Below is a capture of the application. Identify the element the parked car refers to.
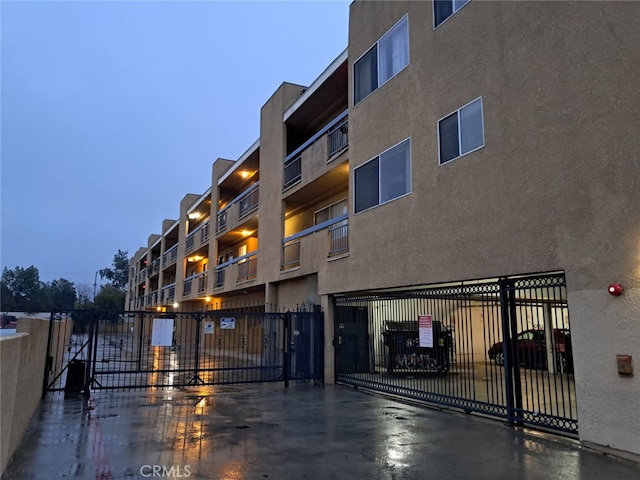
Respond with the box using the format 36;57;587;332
488;328;572;372
1;313;17;328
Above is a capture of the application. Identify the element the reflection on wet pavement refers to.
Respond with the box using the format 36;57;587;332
2;384;639;479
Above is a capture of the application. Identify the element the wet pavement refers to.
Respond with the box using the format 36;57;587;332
2;383;639;480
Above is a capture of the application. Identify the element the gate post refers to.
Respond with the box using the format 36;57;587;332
283;312;290;388
41;311;57;399
499;278;523;427
499;279;515;427
84;310;97;397
188;313;204;386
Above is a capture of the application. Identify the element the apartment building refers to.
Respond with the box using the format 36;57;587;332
126;1;639;458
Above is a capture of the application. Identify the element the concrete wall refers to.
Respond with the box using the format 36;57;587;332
343;0;640;457
0;317;69;475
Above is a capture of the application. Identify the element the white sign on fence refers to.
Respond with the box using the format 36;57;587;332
418;315;433;348
151;318;174;346
204;321;214;335
220;317;236;330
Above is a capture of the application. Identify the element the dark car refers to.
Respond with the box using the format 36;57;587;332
1;313;17;328
488;328;572;372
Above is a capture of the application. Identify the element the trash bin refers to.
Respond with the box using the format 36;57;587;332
64;360;86;393
383;320;452;374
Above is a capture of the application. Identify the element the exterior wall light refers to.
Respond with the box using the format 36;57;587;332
608;283;623;296
173;302;179;309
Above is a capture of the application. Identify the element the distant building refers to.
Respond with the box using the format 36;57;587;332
126;1;640;459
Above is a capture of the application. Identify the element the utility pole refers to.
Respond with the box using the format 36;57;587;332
93;270;100;302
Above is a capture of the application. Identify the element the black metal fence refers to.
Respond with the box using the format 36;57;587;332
334;272;577;434
43;309;323;395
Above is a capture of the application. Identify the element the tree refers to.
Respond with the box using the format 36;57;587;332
1;266;41;311
1;277;16;311
75;283;94;307
49;278;77;309
94;285;125;311
99;250;129;290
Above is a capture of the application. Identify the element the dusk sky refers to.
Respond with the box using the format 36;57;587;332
1;0;350;291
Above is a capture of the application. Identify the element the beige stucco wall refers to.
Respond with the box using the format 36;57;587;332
341;0;640;456
0;317;70;475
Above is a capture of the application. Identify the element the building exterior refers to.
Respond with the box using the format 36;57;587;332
126;1;639;458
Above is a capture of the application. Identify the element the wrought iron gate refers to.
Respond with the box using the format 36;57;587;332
43;309;323;395
334;272;577;434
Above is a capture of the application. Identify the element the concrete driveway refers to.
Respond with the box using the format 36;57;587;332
2;383;639;479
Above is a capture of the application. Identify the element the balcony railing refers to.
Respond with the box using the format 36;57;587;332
149;258;161;276
282;240;301;270
281;215;349;271
283;156;302;189
162;244;178;267
161;283;176;304
217;183;260;235
238;185;259;219
137;267;147;284
329;222;349;256
146;289;159;307
216;211;227;233
213;251;257;289
283;110;348;189
201;222;210;243
136;296;145;308
237;255;258;282
186;221;211;253
214;269;225;289
328;118;349;157
183;271;208;298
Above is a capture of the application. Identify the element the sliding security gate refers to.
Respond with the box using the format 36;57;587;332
334;272;577;434
43;309;323;395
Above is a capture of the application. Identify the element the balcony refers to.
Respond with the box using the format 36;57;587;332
161;283;176;304
162;244;178;268
281;216;348;273
149;258;161;277
186;221;211;254
216;210;227;234
216;183;259;237
183;271;208;299
137;267;147;284
146;289;159;307
213;252;258;291
283;111;348;191
136;296;145;309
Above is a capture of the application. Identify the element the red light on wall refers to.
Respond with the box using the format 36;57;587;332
608;283;623;296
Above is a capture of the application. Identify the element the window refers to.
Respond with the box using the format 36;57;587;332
438;97;484;165
354;139;411;213
354;15;409;105
315;199;347;225
434;0;470;28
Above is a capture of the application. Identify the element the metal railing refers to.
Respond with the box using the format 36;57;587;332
282;240;301;270
238;186;259;219
161;283;176;303
162;245;178;267
283;156;302;189
185;233;195;253
201;222;210;243
329;222;349;255
183;271;208;298
214;269;225;289
237;255;258;282
328;118;349;157
283;110;348;189
216;211;227;233
149;258;161;276
137;268;147;284
146;290;159;306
